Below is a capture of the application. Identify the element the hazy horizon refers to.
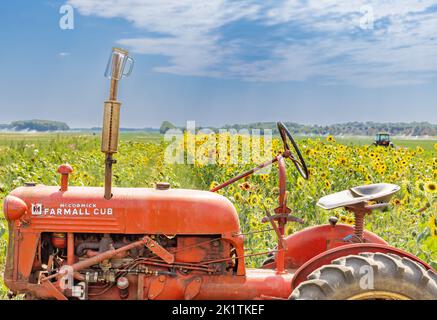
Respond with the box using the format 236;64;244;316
2;118;437;130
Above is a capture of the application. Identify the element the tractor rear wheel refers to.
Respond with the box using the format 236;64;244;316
290;252;437;300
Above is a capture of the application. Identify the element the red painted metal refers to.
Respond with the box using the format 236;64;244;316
262;224;388;270
57;164;73;191
87;269;294;300
51;233;67;249
10;186;240;235
3;195;28;221
67;233;74;265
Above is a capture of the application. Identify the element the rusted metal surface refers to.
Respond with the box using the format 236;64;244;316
143;236;174;264
70;237;149;272
137;274;144;300
102;48;130;200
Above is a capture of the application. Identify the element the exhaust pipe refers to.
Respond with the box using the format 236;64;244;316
101;47;134;199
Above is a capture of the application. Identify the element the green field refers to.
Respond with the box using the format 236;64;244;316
0;132;162;145
1;132;436;149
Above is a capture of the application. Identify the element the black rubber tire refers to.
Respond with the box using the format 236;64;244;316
290;252;437;300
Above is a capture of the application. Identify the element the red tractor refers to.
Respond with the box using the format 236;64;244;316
2;49;437;300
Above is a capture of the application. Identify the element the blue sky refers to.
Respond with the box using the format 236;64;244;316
1;0;437;128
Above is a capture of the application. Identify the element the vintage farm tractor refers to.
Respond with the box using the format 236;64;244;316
2;48;437;300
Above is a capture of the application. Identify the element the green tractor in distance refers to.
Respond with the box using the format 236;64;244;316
373;132;394;147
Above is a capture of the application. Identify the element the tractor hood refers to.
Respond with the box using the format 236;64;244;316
6;185;240;235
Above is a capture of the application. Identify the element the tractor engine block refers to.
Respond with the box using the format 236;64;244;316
29;232;234;299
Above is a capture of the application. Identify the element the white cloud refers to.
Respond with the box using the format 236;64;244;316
68;0;437;86
58;52;70;58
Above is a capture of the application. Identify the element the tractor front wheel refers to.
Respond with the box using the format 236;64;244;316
290;252;437;300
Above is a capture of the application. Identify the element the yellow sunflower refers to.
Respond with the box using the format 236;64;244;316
392;198;402;206
233;192;243;201
239;181;252;191
209;181;219;190
249;194;260;206
263;197;274;208
425;181;437;194
259;174;269;182
337;157;348;166
326;135;336;143
416;146;425;155
285;225;294;236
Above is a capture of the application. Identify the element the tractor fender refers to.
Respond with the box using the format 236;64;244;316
290;243;435;290
263;224;387;270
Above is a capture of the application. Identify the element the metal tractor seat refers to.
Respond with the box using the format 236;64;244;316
317;183;400;210
316;183;400;242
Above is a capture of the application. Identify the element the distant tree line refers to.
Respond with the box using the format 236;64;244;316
160;121;437;136
0;120;70;132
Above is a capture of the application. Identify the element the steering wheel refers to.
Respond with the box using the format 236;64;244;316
277;122;309;180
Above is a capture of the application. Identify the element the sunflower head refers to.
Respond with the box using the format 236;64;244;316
263;197;274;208
392;198;402;206
285;225;294;236
239;181;252;191
209;181;219;190
233;192;243;202
249;194;260;206
326;135;335;143
425;182;437;194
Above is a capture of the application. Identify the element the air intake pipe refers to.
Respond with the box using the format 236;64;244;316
101;47;134;199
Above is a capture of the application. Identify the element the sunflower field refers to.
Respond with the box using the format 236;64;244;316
0;133;436;298
188;133;437;268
